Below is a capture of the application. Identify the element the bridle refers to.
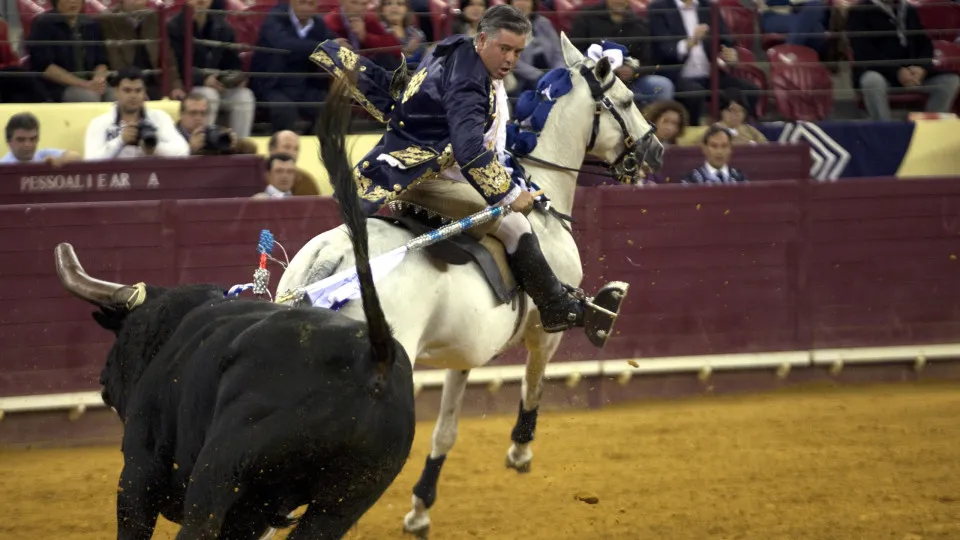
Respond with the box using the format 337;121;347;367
514;62;657;185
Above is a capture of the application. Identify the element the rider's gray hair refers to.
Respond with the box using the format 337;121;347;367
477;4;532;38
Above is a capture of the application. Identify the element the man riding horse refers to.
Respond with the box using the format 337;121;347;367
310;5;628;345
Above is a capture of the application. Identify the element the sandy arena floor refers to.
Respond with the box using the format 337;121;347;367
1;381;959;539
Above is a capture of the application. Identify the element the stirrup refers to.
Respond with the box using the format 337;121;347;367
583;281;629;348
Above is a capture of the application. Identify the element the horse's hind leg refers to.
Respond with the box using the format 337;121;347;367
403;368;470;539
506;324;563;473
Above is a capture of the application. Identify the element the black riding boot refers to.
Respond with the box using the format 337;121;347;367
507;232;584;332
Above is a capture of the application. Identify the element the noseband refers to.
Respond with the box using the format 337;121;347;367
578;64;656;184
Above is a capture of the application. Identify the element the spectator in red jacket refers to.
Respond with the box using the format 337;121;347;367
323;0;403;69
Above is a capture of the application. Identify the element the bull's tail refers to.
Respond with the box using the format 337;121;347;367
317;77;397;376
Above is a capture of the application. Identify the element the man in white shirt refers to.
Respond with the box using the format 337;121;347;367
648;0;759;125
681;124;748;184
1;112;80;165
84;66;190;161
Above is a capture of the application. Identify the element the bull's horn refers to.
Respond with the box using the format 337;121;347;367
54;243;141;309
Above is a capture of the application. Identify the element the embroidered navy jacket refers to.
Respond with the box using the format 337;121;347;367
310;36;518;211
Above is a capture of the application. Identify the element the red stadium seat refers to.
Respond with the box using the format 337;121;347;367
318;0;339;14
770;63;833;120
17;0;48;40
933;39;960;74
727;45;768;117
84;0;108;13
0;18;21;69
429;0;452;40
913;0;960;42
629;0;649;16
767;43;819;67
552;0;577;34
717;0;755;50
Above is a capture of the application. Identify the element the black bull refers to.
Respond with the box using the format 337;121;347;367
53;82;415;539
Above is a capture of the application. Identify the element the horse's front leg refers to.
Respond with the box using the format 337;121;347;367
403;368;471;539
506;318;563;473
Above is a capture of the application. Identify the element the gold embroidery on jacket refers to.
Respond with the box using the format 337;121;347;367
388;146;438;167
402;69;428;104
467;159;511;198
337;47;359;71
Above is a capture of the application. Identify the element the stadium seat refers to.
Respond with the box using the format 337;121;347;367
728;45;768;117
552;0;577;34
0;18;21;69
933;39;960;74
17;0;48;40
766;43;819;66
769;62;833;120
913;0;960;42
429;0;452;40
717;0;755;50
84;0;108;13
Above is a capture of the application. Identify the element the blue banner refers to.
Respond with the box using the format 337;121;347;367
757;121;916;181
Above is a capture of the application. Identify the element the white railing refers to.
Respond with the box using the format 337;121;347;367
1;343;958;421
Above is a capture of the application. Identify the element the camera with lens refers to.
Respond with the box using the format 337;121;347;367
203;125;235;154
137;119;158;149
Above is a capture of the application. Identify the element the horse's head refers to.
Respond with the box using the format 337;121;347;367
557;33;664;181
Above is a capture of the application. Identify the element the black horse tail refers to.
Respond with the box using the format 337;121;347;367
316;76;397;381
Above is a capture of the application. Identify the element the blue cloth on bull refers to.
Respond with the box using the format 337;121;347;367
310;35;520;212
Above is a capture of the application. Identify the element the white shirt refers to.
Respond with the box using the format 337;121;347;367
84;105;191;161
289;6;315;38
674;0;711;79
264;184;292;197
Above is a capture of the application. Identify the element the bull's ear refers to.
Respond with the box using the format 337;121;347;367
93;308;126;333
594;55;612;81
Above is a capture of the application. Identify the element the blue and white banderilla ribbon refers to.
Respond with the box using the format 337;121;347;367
275;205;511;309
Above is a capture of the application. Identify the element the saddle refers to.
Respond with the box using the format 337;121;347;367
371;201;518;304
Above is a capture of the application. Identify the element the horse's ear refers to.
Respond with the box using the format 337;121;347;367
594;55;612;81
560;32;584;67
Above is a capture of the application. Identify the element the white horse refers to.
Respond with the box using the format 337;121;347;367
276;33;663;537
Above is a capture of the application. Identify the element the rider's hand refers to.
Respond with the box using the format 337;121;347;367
509;191;535;215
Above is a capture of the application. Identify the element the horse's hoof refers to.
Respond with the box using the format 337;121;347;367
505;455;532;474
403;523;430;539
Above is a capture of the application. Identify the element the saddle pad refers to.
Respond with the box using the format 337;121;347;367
370;214;518;304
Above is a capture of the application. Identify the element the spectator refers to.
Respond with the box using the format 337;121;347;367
100;0;185;101
756;0;828;55
681;125;747;183
506;0;565;96
380;0;427;65
0;17;47;103
26;0;110;103
324;0;403;70
84;67;190;160
570;0;675;105
454;0;486;36
168;0;256;138
715;89;767;144
250;0;340;133
642;99;689;145
648;0;759;125
1;113;81;165
846;0;960;121
252;153;298;198
268;129;321;196
176;91;258;155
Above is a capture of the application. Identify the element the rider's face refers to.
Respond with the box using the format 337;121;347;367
476;29;527;80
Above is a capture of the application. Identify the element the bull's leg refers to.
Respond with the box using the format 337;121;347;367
116;460;164;540
174;444;244;540
403;368;471;539
506;323;563;473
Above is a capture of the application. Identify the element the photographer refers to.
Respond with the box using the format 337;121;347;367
84;66;190;160
176;91;257;155
168;0;255;138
